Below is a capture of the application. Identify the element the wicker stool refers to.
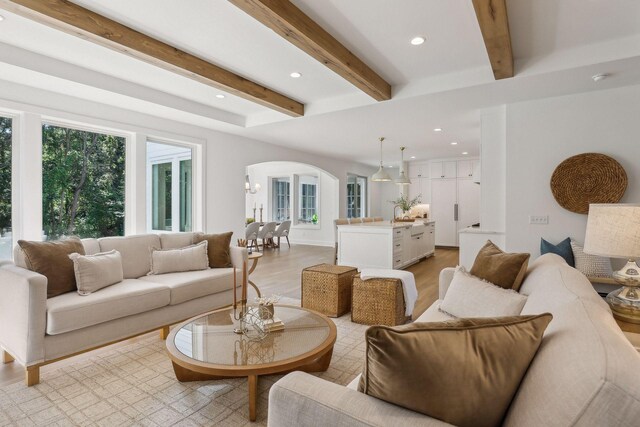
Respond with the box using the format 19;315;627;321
351;275;409;326
302;264;357;317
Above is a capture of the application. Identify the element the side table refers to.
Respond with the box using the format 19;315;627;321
248;252;263;298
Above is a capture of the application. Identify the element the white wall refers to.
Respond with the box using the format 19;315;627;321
0;79;385;245
245;162;338;246
504;85;640;256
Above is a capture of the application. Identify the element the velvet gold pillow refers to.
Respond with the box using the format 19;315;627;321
358;314;553;427
470;240;530;291
193;232;233;268
18;237;85;298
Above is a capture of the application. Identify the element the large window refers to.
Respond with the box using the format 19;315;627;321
42;124;126;240
347;174;367;218
148;141;193;232
271;177;290;221
0;116;12;259
297;175;318;224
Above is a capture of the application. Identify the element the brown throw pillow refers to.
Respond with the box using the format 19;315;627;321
359;314;552;427
470;240;530;290
18;237;85;298
193;232;233;268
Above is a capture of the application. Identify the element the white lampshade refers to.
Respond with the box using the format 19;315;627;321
394;170;411;185
584;204;640;259
372;166;392;182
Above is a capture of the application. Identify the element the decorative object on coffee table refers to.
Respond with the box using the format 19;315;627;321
584;203;640;323
550;153;627;214
351;275;408;326
256;295;280;320
166;305;336;421
302;263;357;317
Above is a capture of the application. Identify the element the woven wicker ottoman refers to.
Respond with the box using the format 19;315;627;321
302;264;357;317
351;275;410;326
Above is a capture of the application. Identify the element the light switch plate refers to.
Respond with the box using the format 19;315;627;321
529;215;549;225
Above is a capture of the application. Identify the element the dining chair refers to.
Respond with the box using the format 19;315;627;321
273;220;292;248
373;217;384;222
334;218;350;264
258;221;277;251
349;217;363;224
362;217;375;223
245;221;261;252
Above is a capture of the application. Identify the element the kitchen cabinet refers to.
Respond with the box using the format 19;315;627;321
431;161;457;179
457;160;479;178
337;221;435;269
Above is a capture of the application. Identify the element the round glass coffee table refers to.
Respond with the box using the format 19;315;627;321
166;305;336;421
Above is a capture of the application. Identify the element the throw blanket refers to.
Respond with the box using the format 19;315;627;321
359;268;417;316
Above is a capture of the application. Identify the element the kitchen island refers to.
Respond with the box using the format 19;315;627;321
337;220;435;269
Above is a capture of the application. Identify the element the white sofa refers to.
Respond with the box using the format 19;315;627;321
268;254;640;426
0;232;247;386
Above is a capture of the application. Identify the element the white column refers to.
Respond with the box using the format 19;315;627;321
125;133;147;235
14;112;42;241
479;106;507;232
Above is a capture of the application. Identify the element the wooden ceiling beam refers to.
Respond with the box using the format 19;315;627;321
0;0;304;117
229;0;392;101
472;0;514;80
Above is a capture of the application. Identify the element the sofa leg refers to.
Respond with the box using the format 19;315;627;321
1;349;14;364
160;326;170;340
26;366;40;387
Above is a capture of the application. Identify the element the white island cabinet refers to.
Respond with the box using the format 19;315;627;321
337;221;435;270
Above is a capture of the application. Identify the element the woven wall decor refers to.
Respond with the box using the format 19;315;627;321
550;153;627;214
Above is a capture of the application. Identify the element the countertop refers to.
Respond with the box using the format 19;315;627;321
338;220;435;229
458;227;505;235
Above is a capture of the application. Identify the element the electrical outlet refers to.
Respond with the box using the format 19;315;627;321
529;215;549;225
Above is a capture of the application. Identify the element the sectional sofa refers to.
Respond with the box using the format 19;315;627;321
0;232;246;386
269;254;640;426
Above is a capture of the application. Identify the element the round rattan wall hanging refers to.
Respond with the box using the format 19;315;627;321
550;153;627;214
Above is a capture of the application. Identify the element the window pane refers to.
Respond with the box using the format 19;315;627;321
298;175;318;223
271;177;290;221
42;124;125;240
147;141;193;232
0;117;11;259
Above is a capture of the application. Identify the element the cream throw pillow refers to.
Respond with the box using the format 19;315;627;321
440;267;528;318
69;250;124;295
570;239;613;278
149;240;210;275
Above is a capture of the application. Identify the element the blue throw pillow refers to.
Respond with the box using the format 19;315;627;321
540;237;575;267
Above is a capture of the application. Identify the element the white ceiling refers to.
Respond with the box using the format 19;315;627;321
0;0;639;165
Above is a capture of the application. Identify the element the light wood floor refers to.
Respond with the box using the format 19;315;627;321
0;245;458;386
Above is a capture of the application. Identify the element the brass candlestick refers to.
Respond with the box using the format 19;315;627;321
233;263;249;334
252;208;256;221
259;208;263;223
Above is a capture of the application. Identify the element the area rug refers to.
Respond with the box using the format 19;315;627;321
0;300;369;426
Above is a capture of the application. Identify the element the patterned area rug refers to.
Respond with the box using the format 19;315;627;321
0;302;369;426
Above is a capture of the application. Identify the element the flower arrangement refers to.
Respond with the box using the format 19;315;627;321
255;295;280;320
246;217;256;224
389;194;422;212
255;295;281;306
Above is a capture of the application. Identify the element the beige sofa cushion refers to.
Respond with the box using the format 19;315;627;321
138;268;240;305
69;250;124;295
98;234;161;278
159;232;197;249
149;241;210;275
81;238;101;255
439;267;527;318
46;279;170;335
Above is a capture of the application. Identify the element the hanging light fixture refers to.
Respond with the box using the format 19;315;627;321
372;137;392;182
395;146;411;185
245;175;261;194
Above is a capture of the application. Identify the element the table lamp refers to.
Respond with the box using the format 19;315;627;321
584;204;640;324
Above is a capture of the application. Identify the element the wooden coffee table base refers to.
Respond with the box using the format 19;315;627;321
171;347;334;422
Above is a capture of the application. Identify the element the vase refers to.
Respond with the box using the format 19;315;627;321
259;303;274;320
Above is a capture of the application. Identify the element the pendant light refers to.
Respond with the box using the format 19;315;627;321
395;146;411;185
372;137;392;182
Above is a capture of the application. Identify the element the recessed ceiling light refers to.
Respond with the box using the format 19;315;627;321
450;141;458;145
215;94;225;99
462;152;469;155
433;128;442;132
410;36;426;46
410;156;416;159
592;73;609;82
290;72;302;78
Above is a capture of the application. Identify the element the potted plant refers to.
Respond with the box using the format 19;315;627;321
389;194;421;219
